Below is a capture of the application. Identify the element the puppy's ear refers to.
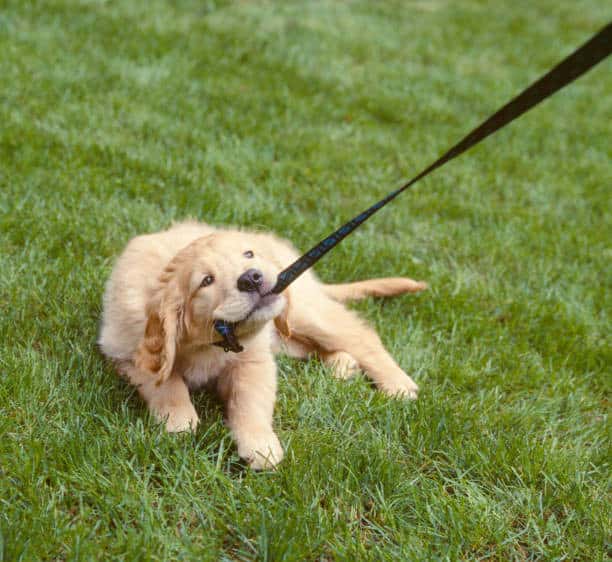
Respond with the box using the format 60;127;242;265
274;288;292;339
135;288;184;386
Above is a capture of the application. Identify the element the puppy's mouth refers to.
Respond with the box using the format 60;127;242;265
214;291;282;327
241;292;281;322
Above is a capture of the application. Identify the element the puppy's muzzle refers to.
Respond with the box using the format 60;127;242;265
237;268;264;293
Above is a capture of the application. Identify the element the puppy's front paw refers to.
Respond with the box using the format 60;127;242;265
236;429;284;470
378;374;419;400
153;403;200;433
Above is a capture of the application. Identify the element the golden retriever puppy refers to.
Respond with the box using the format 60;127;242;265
99;221;426;469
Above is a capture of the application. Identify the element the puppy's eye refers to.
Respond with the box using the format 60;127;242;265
200;275;214;287
243;250;254;259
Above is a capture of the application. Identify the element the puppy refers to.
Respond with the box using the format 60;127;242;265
99;221;427;469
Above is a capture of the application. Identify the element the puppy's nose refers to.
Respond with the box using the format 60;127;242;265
237;268;264;292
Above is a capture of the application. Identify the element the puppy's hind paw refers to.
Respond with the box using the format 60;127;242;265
378;375;419;400
325;350;360;380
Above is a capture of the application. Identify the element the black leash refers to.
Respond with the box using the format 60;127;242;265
214;22;611;353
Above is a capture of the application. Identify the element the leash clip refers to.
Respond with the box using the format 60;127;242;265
213;320;244;353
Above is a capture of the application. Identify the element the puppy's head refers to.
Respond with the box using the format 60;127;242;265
136;231;286;384
187;232;286;329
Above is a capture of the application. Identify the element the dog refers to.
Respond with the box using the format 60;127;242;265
98;221;427;469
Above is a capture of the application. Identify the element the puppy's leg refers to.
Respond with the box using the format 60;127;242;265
120;363;199;432
276;331;359;380
290;297;419;399
272;333;312;359
217;354;283;470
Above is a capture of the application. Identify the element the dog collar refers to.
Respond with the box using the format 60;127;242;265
212;320;244;353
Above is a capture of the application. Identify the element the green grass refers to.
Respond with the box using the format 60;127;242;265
1;1;610;559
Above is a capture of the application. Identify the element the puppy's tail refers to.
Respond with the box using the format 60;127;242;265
323;277;427;303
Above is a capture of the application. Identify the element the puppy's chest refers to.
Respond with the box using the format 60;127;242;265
179;349;230;389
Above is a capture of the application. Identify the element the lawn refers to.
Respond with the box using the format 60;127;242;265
1;1;610;560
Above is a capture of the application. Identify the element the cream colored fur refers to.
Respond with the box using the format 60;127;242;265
99;221;427;469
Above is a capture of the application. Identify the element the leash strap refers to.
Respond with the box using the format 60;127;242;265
214;22;611;351
271;22;611;294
